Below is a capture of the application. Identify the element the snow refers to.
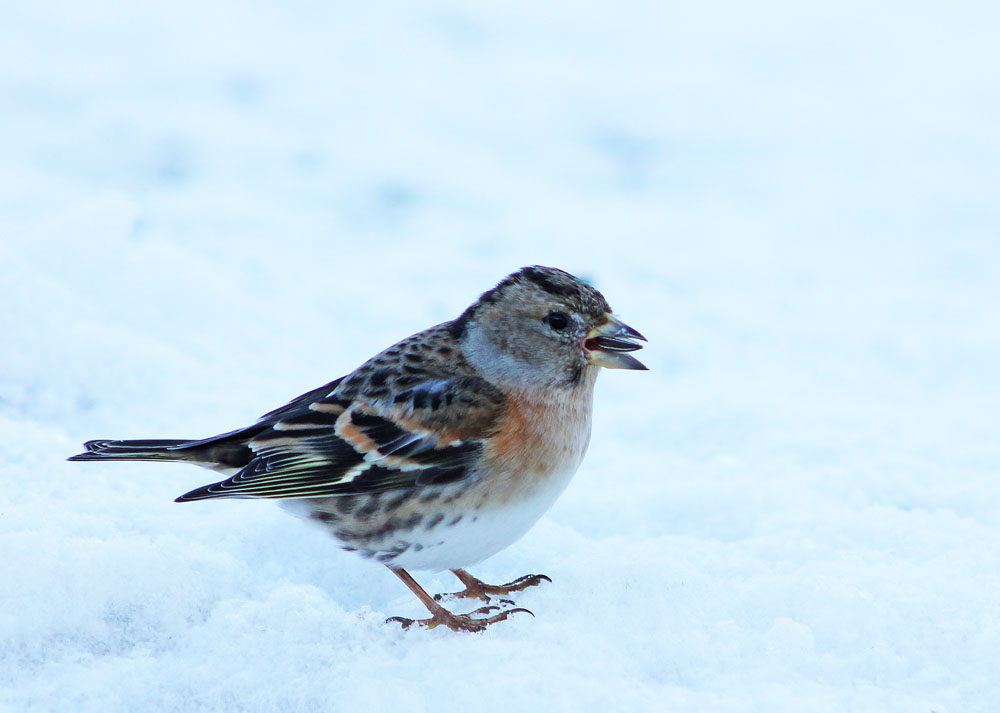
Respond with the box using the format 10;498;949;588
2;0;999;711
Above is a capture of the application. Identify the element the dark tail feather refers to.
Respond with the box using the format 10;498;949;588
67;425;260;471
68;439;198;462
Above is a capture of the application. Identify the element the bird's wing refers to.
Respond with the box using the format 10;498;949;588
255;377;346;422
174;373;505;501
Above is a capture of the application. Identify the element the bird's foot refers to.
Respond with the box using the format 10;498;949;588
387;605;533;632
433;570;552;604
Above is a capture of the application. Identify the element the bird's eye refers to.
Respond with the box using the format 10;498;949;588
545;311;569;331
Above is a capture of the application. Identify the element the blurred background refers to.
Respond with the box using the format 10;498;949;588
2;2;998;711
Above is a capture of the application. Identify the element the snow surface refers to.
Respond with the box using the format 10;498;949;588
2;1;999;711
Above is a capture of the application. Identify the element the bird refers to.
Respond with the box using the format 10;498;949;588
68;265;647;632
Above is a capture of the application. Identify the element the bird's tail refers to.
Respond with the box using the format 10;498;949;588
68;428;258;473
67;439;199;463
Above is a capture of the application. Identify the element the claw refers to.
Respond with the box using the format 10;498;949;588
434;570;552;603
504;574;552;588
386;615;418;630
386;605;532;633
387;567;544;633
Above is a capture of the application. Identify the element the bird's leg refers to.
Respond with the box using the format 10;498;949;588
432;568;552;604
385;567;533;632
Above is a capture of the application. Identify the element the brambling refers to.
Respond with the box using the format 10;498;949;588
69;266;647;632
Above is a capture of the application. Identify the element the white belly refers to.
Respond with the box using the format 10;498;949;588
387;461;578;571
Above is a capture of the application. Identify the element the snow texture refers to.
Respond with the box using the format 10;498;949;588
2;1;999;711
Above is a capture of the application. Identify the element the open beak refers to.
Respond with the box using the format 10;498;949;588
585;315;648;370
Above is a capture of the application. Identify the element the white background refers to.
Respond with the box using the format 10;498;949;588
2;2;998;711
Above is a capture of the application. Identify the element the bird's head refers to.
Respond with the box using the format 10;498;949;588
452;266;647;392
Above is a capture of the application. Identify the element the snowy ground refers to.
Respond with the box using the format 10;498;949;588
2;1;999;711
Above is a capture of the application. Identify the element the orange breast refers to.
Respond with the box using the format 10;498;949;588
479;393;593;503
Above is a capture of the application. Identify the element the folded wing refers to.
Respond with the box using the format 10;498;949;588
175;376;499;501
